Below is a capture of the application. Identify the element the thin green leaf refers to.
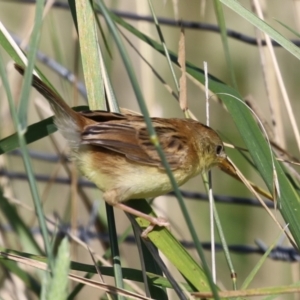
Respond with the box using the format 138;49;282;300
0;33;54;270
75;0;105;110
0;106;87;154
220;0;300;60
72;1;125;297
0;189;43;255
275;19;300;39
241;237;277;290
213;0;237;89
17;0;45;128
148;0;179;92
0;259;41;296
0;247;199;293
41;238;70;300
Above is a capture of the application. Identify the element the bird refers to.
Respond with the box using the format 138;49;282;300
15;64;230;237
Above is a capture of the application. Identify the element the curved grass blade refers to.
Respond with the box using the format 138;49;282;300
41;238;70;300
0;247;207;293
220;0;300;60
74;0;105;111
0;33;54;271
69;0;125;297
0;189;43;255
0;106;88;155
213;0;237;89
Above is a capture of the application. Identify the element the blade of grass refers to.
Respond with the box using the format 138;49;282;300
41;238;70;300
134;3;191;298
276;20;300;38
220;0;300;60
193;284;300;298
74;0;105;111
0;22;28;66
17;0;45;128
0;46;54;272
0;248;197;292
0;106;87;155
0;188;41;296
0;190;43;255
71;0;124;298
128;201;217;293
213;0;237;89
148;0;179;92
241;232;285;290
130;215;168;299
1;251;152;300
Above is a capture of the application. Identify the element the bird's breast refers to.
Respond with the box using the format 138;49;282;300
74;146;198;202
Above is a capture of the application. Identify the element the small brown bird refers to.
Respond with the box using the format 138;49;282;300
15;64;229;236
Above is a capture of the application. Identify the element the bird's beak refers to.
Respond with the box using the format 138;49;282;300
217;156;238;178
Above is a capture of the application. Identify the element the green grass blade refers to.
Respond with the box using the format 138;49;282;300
106;206;125;296
127;200;217;293
0;253;41;296
241;238;278;290
139;239;167;299
0;106;87;155
0;47;54;270
0;117;55;155
75;0;105;111
17;0;45;128
148;0;179;92
0;247;206;293
220;0;300;60
275;20;300;39
41;238;70;300
213;0;237;89
0;23;27;66
0;189;43;255
70;1;125;298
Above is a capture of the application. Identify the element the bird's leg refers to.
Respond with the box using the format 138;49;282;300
115;203;170;238
104;190;170;238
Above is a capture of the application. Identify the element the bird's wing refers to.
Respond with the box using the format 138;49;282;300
80;116;189;170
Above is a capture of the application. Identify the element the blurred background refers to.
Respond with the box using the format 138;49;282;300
0;0;300;299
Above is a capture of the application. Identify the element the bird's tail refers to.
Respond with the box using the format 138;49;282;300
14;64;85;149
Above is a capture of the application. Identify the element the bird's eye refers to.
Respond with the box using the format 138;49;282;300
216;145;223;155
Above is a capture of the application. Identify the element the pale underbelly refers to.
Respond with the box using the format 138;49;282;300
76;149;194;202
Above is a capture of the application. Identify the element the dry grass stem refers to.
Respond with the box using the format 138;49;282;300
0;252;151;300
178;28;188;112
225;157;296;247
